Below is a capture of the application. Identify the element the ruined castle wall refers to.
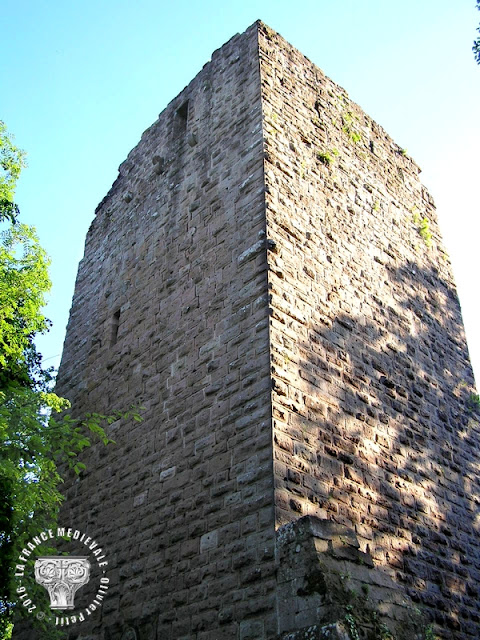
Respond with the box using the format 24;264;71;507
33;21;480;640
55;24;277;640
258;23;480;638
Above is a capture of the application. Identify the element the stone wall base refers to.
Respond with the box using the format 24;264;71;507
275;516;429;640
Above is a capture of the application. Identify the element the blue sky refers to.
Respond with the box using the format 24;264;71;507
2;0;479;383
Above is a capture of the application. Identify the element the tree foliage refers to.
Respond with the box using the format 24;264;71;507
474;0;480;64
0;121;142;637
1;387;137;638
0;122;26;225
0;224;51;389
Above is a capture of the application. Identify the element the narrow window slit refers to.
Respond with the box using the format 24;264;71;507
110;309;121;347
175;100;189;135
176;100;189;122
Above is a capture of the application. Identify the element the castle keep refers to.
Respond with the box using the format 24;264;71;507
45;21;480;639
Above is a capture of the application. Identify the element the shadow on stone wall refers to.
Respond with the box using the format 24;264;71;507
291;259;480;638
275;515;428;640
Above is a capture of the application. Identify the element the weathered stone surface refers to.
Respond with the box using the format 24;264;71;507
276;516;426;639
15;19;479;640
258;21;480;640
49;21;274;640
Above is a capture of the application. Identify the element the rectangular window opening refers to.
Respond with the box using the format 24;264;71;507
110;309;121;347
176;100;189;121
175;100;189;134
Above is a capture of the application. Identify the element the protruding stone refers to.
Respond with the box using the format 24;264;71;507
187;132;198;147
152;155;165;174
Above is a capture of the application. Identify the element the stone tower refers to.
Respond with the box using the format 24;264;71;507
47;20;479;640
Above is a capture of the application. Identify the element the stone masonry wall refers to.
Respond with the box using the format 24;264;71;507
275;516;427;639
16;21;480;640
53;23;277;640
259;22;480;639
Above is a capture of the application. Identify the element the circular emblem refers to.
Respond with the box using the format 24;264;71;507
14;526;110;628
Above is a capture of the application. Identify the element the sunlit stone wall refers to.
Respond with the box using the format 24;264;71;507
21;20;480;640
259;22;480;639
54;22;277;640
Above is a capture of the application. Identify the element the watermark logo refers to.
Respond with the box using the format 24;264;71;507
34;556;91;609
14;527;109;627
